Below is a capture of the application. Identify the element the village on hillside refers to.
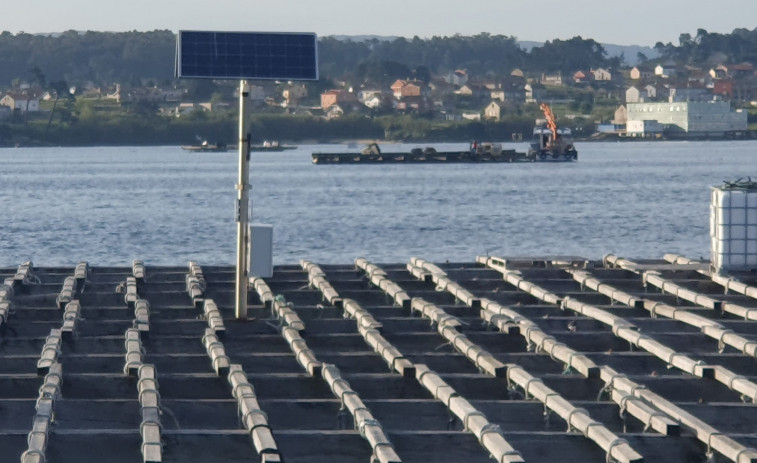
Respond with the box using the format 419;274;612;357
1;54;755;140
317;62;754;138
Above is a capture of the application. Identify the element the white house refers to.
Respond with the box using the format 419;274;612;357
612;105;628;125
484;101;505;120
626;87;646;103
655;64;677;78
630;66;654;80
591;68;612;81
461;112;481;121
363;95;385;109
541;74;563;86
0;91;40;112
325;104;344;119
524;84;544;103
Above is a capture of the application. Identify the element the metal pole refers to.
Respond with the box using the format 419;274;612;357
235;79;250;319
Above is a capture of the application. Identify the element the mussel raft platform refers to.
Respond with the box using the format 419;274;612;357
3;254;757;463
311;148;574;164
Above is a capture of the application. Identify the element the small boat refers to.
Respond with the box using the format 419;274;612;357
181;141;228;152
250;140;297;152
527;103;578;161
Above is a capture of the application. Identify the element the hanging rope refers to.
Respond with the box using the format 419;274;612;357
721;177;757;190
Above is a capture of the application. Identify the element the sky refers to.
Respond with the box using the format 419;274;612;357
6;0;757;47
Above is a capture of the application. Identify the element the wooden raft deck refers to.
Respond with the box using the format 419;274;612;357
1;255;757;462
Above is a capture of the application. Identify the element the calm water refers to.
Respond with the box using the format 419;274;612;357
0;140;754;267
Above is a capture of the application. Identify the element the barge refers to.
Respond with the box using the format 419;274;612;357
312;141;574;164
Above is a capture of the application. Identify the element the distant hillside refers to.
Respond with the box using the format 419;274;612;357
328;35;398;42
329;36;659;66
518;40;658;66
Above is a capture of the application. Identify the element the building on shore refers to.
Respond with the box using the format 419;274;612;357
625;101;747;137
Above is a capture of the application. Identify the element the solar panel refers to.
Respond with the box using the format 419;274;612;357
176;31;318;80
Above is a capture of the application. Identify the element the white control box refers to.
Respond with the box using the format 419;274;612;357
248;224;273;278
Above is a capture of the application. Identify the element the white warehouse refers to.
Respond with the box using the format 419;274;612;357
626;101;747;137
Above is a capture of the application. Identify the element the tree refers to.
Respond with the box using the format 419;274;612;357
74;98;96;121
46;80;72;131
413;65;432;84
654;41;676;60
528;37;609;74
29;67;46;88
355;58;411;87
127;99;159;118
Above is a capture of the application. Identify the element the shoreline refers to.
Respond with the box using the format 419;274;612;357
2;133;756;149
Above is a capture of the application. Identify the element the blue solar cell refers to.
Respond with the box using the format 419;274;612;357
176;31;318;80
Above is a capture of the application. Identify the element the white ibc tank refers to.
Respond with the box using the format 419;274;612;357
710;181;757;272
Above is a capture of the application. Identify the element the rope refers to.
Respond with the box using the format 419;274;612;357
583;421;604;438
565;407;589;432
548;340;563;360
463;411;486;431
524;377;543;400
618;394;635;419
717;329;734;353
563;352;585;375
721;177;757;190
598;373;626;401
543;392;559;417
667;352;683;369
358;418;382;436
630;384;647;396
478;422;502;441
605;438;629;463
243;408;269;431
707;432;724;459
643;411;670;433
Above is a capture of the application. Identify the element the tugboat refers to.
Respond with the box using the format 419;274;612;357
528;103;578;161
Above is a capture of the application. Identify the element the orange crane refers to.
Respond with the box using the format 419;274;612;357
539;102;558;139
528;103;578;161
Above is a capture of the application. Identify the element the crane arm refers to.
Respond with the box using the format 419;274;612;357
539;102;558;138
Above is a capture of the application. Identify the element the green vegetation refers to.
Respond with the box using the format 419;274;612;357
654;29;757;64
3;111;574;146
0;30;176;86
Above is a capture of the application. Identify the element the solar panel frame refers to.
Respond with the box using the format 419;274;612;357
176;30;319;80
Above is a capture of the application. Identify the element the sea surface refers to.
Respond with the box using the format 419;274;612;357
0;140;754;267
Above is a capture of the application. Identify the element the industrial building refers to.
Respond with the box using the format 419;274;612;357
625;101;747;137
